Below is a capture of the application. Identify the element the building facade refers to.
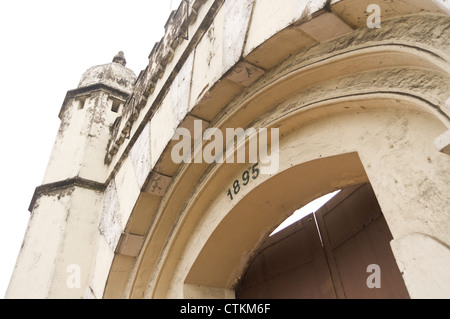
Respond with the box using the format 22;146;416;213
6;0;450;299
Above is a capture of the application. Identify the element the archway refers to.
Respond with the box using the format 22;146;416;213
127;80;449;299
176;102;449;299
108;14;450;299
184;152;369;297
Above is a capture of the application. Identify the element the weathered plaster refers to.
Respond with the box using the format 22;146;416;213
7;0;450;300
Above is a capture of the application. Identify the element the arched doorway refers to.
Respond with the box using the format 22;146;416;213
131;99;449;299
108;13;450;299
235;183;410;299
183;152;370;297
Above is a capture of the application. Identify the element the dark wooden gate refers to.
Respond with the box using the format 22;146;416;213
235;184;410;299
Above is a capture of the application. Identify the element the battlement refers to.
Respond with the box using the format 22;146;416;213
105;0;209;164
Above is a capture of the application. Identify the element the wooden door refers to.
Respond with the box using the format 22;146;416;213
315;183;410;299
236;184;410;299
235;213;336;299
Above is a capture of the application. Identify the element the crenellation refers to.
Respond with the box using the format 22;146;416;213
104;0;211;165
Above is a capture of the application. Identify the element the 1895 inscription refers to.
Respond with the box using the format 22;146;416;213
226;163;260;201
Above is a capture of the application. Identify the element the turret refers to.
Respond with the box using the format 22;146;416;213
6;53;136;299
42;52;136;184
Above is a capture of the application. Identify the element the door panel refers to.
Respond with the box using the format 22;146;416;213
236;184;410;299
236;214;336;299
316;184;410;299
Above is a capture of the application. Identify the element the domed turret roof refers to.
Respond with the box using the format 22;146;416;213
78;52;137;94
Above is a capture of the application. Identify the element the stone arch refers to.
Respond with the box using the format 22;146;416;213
183;152;368;298
149;98;448;298
104;13;450;299
127;97;449;299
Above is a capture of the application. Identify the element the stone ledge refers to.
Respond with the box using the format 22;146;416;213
29;177;106;212
434;129;450;155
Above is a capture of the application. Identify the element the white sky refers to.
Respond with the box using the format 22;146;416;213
0;0;339;298
0;0;182;298
270;190;340;236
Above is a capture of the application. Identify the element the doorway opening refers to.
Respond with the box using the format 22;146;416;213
235;183;410;299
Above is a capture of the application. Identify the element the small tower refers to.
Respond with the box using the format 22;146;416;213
42;51;136;184
6;53;136;298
